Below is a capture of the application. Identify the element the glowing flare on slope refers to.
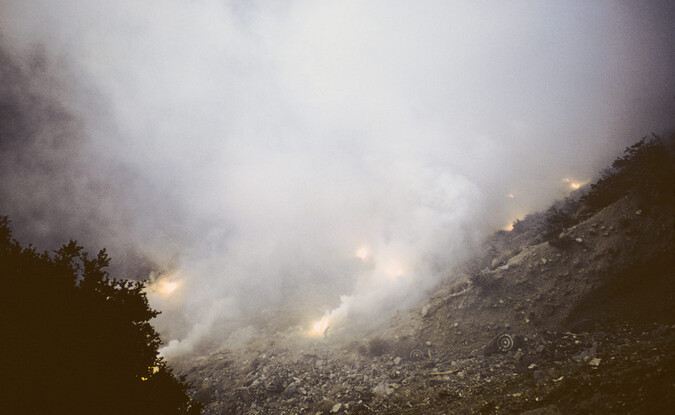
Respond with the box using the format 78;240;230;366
309;316;330;337
355;246;370;260
562;178;588;190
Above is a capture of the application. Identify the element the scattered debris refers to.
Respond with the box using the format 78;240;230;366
588;358;601;367
174;179;675;414
409;349;425;361
497;333;515;352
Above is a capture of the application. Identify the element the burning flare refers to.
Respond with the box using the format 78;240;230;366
164;282;178;294
146;272;182;298
503;215;525;232
562;178;588;190
309;317;331;338
355;245;371;261
157;280;180;297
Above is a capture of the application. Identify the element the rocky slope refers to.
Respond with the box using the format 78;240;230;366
172;141;674;414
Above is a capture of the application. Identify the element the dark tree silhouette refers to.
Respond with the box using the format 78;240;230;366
542;207;575;246
581;134;675;211
0;216;202;415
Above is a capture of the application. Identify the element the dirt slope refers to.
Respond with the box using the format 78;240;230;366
173;181;674;414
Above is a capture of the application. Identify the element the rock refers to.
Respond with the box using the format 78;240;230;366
575;237;583;243
393;357;402;365
281;382;297;396
330;403;342;413
265;379;284;393
373;382;394;396
314;400;336;415
421;305;430;317
589;358;601;367
541;258;548;265
573;342;597;362
514;350;523;361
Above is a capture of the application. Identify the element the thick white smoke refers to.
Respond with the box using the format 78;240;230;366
1;1;673;356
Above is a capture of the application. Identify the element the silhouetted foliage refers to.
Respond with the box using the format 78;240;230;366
510;218;529;234
543;207;575;244
0;217;202;415
581;135;675;211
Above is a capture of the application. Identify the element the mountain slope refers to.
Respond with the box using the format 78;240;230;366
174;136;674;414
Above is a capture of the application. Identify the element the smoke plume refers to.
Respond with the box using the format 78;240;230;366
1;0;673;356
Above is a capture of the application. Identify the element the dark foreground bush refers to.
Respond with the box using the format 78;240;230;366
0;216;202;415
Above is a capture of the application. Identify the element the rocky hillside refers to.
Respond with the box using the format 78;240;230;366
173;137;674;414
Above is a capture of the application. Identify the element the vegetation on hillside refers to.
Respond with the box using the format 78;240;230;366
472;133;674;289
581;134;674;212
0;217;202;415
542;134;674;246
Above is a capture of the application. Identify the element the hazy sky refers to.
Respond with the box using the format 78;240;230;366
1;0;673;355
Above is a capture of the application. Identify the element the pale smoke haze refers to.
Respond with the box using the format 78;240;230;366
0;1;673;355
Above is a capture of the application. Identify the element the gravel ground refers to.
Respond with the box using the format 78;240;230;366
173;191;674;414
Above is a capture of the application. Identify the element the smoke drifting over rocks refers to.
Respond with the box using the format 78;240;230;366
1;1;673;356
